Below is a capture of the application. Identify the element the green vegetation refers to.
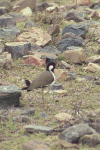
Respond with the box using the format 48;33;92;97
0;58;100;149
57;53;65;61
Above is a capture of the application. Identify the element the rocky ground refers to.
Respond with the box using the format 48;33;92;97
0;0;100;150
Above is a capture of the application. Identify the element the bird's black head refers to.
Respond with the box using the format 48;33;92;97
46;62;55;72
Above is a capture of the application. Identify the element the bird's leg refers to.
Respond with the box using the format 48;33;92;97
41;88;45;107
41;88;50;110
48;85;55;102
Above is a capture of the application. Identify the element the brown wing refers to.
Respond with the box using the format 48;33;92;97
28;71;54;90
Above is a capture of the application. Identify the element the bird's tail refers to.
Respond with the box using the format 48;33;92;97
21;80;30;91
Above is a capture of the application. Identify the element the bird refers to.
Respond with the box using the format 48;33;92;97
21;60;56;107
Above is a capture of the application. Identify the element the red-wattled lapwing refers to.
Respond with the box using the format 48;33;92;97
21;60;56;107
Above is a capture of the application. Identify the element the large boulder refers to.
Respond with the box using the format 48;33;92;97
20;7;33;17
43;46;60;54
25;125;54;135
62;24;88;39
3;42;31;59
57;38;84;52
63;47;86;64
0;85;21;107
0;26;20;40
0;15;16;27
65;10;84;22
59;123;97;143
16;27;51;47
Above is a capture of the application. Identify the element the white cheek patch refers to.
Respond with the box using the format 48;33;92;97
49;64;56;85
49;65;53;71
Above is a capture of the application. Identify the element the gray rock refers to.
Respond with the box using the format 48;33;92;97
50;83;63;90
13;116;32;123
57;38;84;52
82;20;100;27
68;72;77;79
9;13;27;23
59;123;97;143
0;85;21;107
61;32;79;40
24;21;37;28
62;24;88;39
39;112;48;119
66;46;83;50
54;126;71;132
21;109;35;116
0;26;20;40
89;123;100;133
3;42;31;59
0;15;16;27
0;7;9;15
43;46;60;54
31;44;43;52
66;9;86;18
65;10;84;22
25;125;54;135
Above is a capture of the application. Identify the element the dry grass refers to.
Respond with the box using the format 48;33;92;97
0;58;100;150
